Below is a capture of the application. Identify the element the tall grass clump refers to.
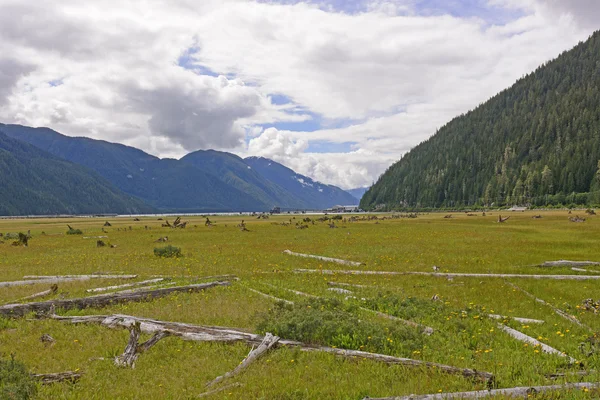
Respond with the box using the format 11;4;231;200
0;355;37;400
154;245;182;258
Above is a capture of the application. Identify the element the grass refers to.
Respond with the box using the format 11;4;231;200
0;211;600;398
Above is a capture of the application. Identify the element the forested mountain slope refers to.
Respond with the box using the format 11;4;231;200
362;31;600;210
0;130;153;216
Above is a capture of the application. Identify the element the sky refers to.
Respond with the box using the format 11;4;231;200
0;1;598;190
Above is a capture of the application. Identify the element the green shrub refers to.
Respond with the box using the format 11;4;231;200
256;298;422;356
361;293;445;320
0;355;37;400
154;245;182;258
66;228;83;235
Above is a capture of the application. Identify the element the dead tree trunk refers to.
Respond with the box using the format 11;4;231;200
17;285;58;302
206;332;280;387
114;322;170;368
32;371;82;384
52;313;494;383
505;281;591;330
0;275;137;289
284;250;364;267
496;324;576;363
86;278;165;293
0;281;230;317
295;269;600;280
365;382;600;400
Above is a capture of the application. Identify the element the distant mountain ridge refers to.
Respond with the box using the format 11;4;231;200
0;123;355;213
0;129;153;216
244;156;357;208
362;31;600;210
346;187;369;202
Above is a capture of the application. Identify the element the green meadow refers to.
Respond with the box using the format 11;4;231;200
1;211;600;399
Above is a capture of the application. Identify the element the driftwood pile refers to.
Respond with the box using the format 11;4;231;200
569;215;586;223
162;217;187;228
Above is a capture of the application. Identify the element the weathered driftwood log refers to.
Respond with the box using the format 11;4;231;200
496;324;576;363
569;215;586;223
112;282;177;295
53;314;493;383
328;287;353;294
22;274;137;280
506;282;591;330
0;275;137;289
86;278;165;293
114;322;170;368
245;287;295;304
328;281;372;289
366;382;600;400
32;371;82;384
0;281;230;317
546;370;596;379
497;215;510;223
199;383;243;397
486;315;544;324
83;236;108;239
206;332;280;387
541;260;600;268
284;250;364;267
18;285;58;302
295;269;600;280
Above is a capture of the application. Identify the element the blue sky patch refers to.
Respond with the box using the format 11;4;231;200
306;141;357;153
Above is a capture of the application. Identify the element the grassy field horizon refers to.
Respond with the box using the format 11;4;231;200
1;210;600;399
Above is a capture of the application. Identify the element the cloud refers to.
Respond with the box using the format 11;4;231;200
0;0;598;189
0;59;34;106
123;74;263;151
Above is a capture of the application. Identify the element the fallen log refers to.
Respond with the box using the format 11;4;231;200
296;269;600;280
32;371;82;384
53;314;493;383
0;275;138;288
245;287;294;304
82;236;108;239
546;370;596;379
206;332;280;387
199;383;243;398
284;250;364;267
367;382;600;400
86;278;165;293
0;281;230;317
22;274;136;280
18;285;58;302
505;282;591;330
540;260;600;268
486;314;544;324
328;282;372;289
114;322;170;368
496;324;576;363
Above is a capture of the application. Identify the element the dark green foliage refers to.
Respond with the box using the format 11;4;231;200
0;130;153;216
256;298;423;356
0;355;37;400
361;293;445;321
66;228;83;235
362;31;600;210
154;245;182;258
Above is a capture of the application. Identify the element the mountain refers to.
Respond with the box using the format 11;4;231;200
245;156;358;209
0;124;265;212
362;31;600;210
346;187;369;202
0;129;152;216
180;150;304;209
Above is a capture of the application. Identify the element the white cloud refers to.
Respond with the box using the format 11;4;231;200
0;0;598;189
